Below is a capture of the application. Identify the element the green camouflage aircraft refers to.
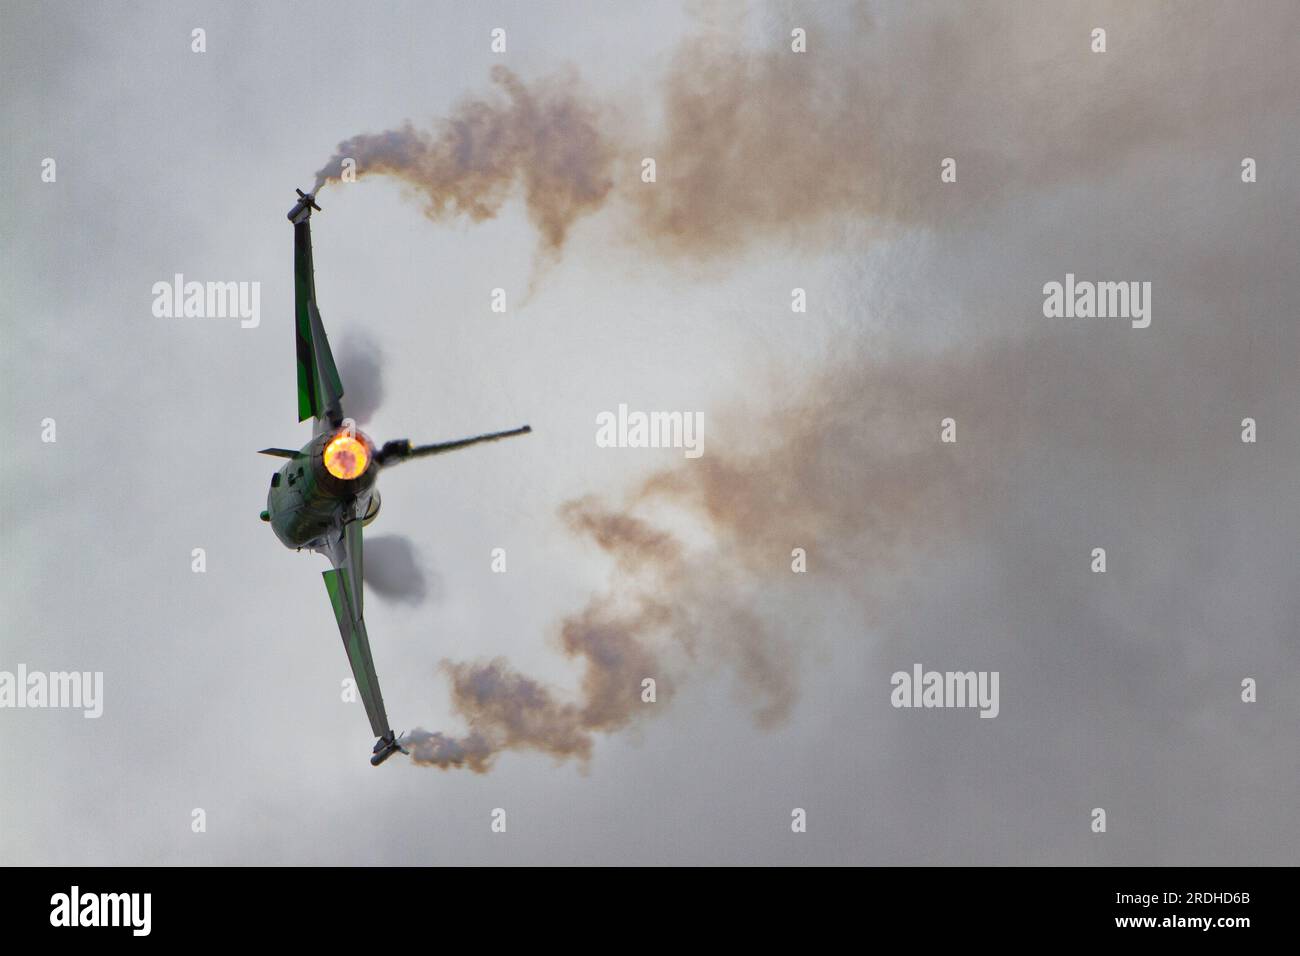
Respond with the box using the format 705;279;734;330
259;189;531;765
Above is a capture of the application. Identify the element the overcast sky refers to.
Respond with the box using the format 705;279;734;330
2;0;1298;865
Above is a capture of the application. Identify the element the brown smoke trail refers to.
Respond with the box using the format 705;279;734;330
362;1;1299;771
313;66;615;255
405;266;1300;774
405;356;983;771
406;502;693;770
311;3;1294;263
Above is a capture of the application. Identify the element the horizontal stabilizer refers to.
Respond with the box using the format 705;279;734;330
375;425;532;466
258;447;300;459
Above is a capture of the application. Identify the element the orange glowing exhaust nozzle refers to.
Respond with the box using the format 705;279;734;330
323;431;370;480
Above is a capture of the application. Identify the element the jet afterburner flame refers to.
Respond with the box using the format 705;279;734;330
323;431;370;480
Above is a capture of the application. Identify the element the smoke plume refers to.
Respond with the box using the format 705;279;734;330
312;3;1296;262
313;66;615;256
404;357;984;771
346;1;1300;771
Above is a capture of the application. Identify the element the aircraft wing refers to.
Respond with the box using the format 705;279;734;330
321;519;392;740
290;195;345;432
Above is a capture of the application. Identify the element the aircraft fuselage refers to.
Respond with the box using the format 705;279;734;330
266;427;380;551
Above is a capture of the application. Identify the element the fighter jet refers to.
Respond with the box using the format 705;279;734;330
259;188;531;766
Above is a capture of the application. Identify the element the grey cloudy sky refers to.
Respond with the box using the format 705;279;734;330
2;0;1297;865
